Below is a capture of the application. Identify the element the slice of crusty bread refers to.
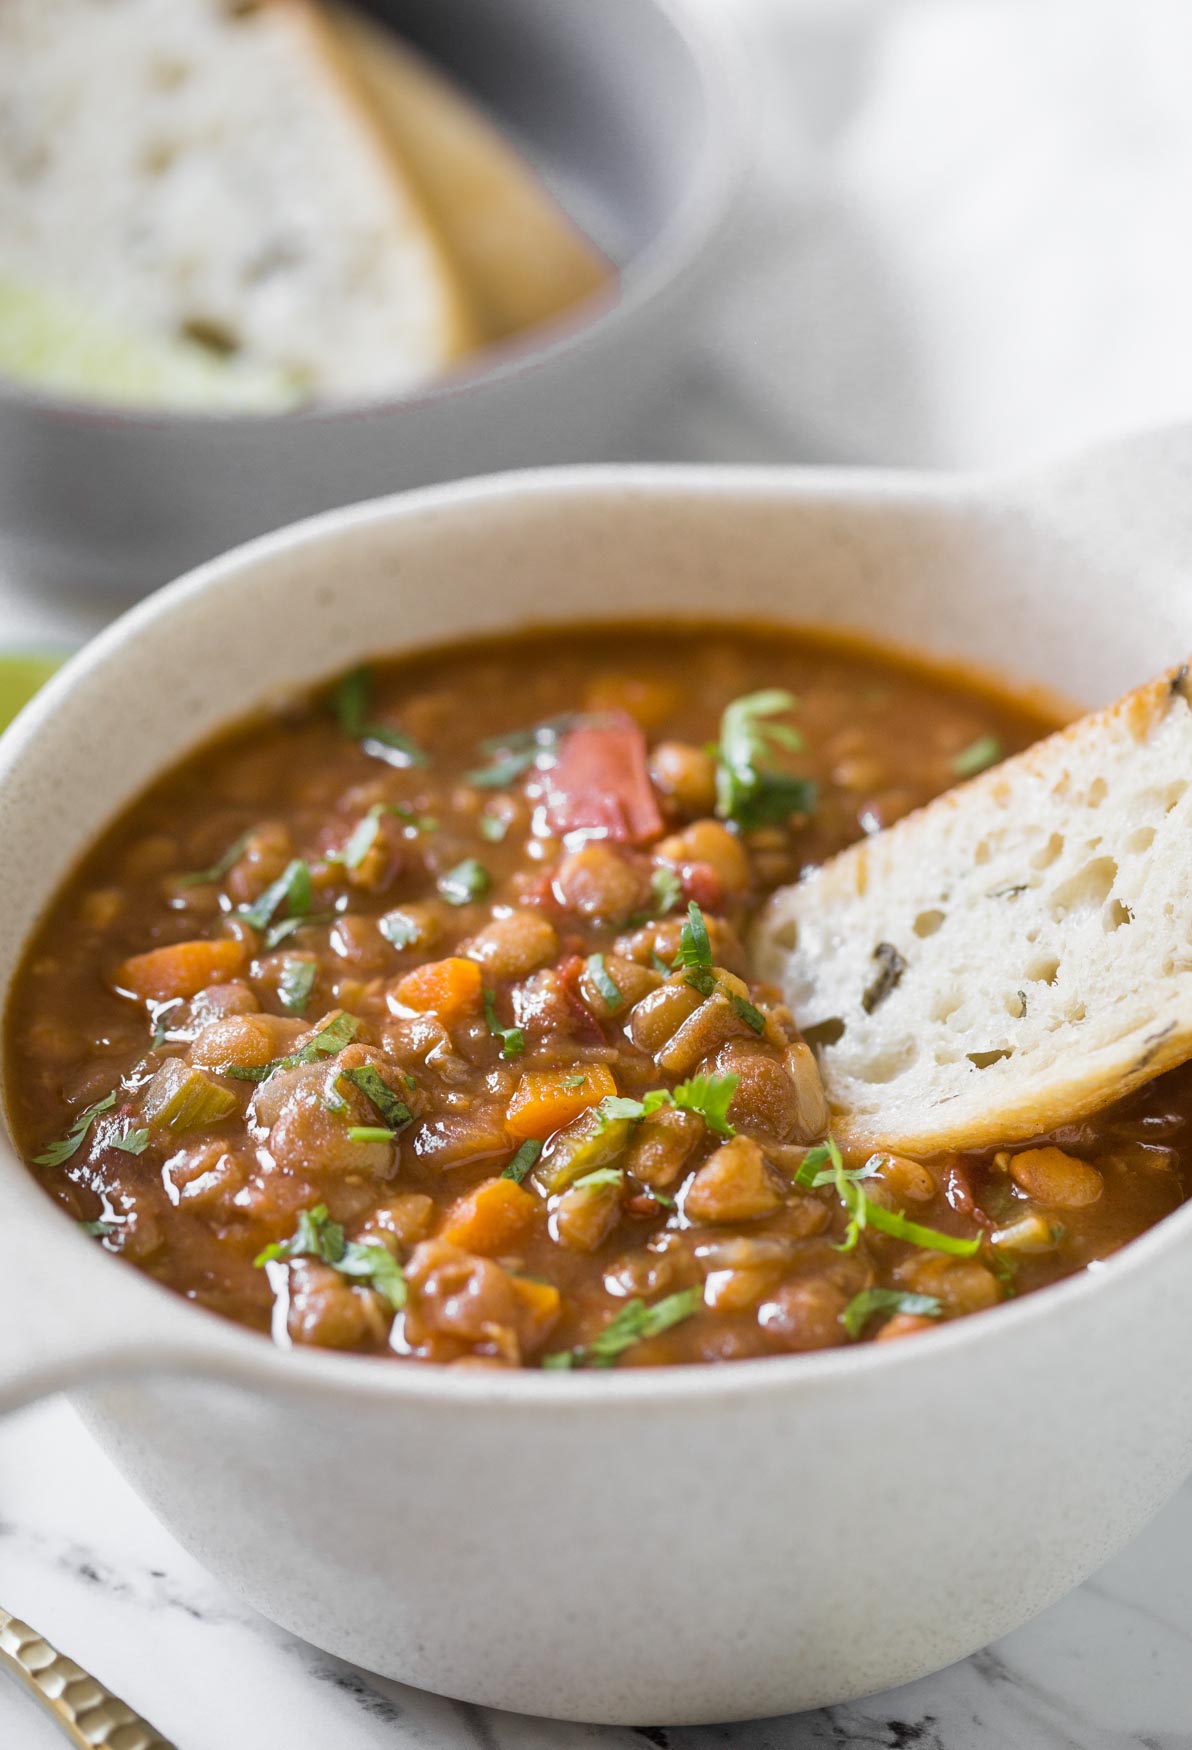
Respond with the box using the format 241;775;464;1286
754;664;1192;1155
330;5;613;343
0;0;479;406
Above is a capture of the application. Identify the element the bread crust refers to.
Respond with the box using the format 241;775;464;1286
755;663;1192;1153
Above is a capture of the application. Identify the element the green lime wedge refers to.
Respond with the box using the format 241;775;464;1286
0;650;67;734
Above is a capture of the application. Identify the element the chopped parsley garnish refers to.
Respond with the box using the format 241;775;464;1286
347;1125;396;1145
502;1139;542;1183
840;1287;943;1340
596;1072;738;1139
586;953;622;1009
149;997;184;1049
668;902;765;1029
714;689;817;830
796;1137;982;1257
224;1013;359;1083
34;1091;118;1167
79;1219;117;1238
255;1202;406;1311
110;1124;151;1156
438;858;491;906
465;713;598;789
727;991;766;1034
278;958;317;1016
337;804;433;872
479;812;509;843
339;807;386;871
572;1167;625;1191
672;900;712;972
379;910;418;950
953;735;1002;777
262;911;335;952
483;990;525;1060
338;1063;413;1131
178;830;251;889
543;1287;703;1370
649;866;683;916
240;858;313;933
333;666;428;768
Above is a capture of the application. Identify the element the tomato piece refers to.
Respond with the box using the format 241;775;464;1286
543;715;663;845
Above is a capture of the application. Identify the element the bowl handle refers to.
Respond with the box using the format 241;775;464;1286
0;1177;249;1417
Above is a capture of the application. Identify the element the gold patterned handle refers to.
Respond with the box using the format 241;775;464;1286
0;1606;176;1749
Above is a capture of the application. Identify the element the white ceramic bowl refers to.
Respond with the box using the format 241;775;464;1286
3;442;1192;1724
0;0;743;595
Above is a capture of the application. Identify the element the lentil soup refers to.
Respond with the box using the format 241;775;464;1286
7;625;1189;1369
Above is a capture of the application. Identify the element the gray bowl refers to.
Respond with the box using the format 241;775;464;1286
0;0;742;595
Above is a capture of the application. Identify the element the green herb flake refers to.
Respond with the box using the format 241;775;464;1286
728;991;766;1034
714;689;817;830
379;910;418;950
347;1125;396;1145
438;858;491;907
840;1287;943;1341
586;952;623;1009
255;1201;406;1311
110;1124;151;1156
241;858;313;933
483;990;525;1061
479;812;509;843
262;910;334;952
177;830;252;889
952;735;1002;777
34;1091;118;1167
502;1138;543;1183
149;997;184;1049
595;1073;739;1139
649;866;683;917
803;1138;982;1258
544;1286;703;1371
79;1219;117;1238
572;1167;625;1192
278;957;317;1016
224;1012;360;1083
334;666;429;768
466;713;597;789
339;1063;413;1131
672;900;713;972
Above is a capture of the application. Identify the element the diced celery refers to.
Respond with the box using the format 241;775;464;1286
142;1059;238;1132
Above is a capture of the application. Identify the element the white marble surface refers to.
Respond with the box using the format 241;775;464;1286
8;1;1192;1743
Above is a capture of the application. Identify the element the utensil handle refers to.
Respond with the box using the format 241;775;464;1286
0;1607;177;1749
0;1174;247;1417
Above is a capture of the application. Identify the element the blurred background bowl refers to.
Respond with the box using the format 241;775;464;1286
0;0;742;596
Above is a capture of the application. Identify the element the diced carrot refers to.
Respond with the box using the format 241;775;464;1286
505;1063;617;1141
116;937;245;1004
511;1277;563;1349
441;1176;538;1254
393;956;483;1025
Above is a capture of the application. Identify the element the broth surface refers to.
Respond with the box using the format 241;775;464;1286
7;625;1189;1368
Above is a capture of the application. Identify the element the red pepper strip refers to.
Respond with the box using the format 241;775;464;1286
543;715;663;845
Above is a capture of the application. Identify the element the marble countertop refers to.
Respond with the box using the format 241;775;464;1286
2;1399;1191;1749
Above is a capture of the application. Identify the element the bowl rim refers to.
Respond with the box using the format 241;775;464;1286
0;0;746;430
6;458;1191;1413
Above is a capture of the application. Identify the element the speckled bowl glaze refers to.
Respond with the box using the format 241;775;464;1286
2;441;1192;1724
